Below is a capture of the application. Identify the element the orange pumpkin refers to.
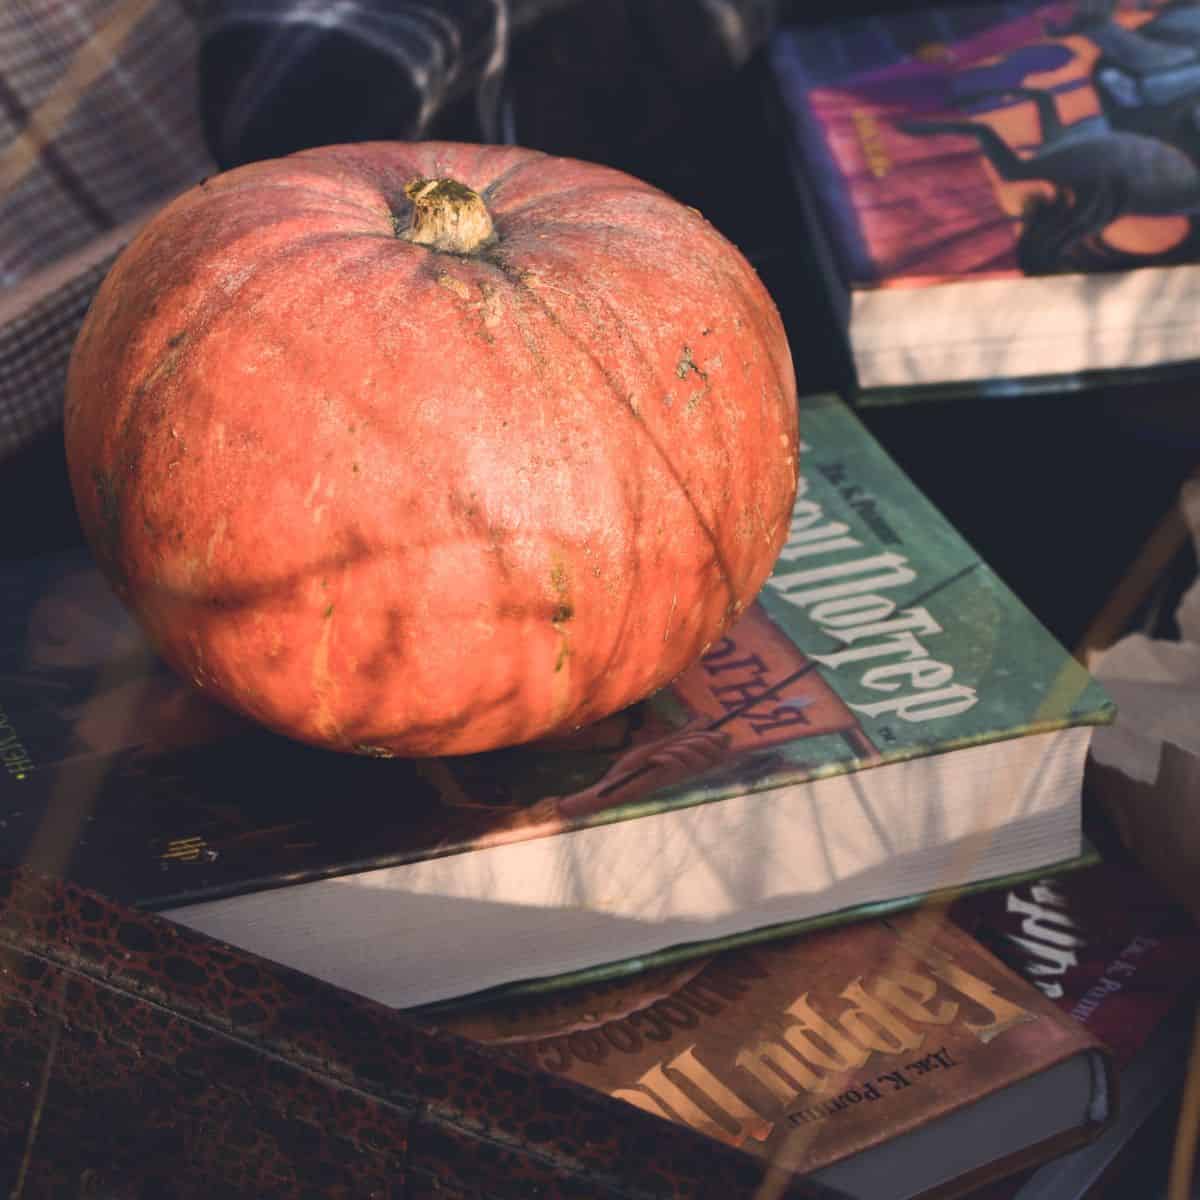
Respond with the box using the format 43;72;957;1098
65;142;798;756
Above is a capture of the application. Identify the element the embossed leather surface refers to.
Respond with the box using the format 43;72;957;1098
0;866;845;1198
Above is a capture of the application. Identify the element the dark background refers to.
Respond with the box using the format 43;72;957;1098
6;0;1199;655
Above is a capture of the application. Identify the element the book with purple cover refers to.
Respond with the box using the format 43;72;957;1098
769;1;1200;395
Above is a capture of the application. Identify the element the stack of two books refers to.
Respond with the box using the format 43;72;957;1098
0;391;1145;1196
430;859;1200;1200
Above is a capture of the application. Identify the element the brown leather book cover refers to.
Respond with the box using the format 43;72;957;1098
428;910;1116;1198
0;864;852;1199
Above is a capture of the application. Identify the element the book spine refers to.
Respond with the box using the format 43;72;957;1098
767;32;873;293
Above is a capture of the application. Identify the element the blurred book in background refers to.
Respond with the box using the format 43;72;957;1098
768;0;1200;400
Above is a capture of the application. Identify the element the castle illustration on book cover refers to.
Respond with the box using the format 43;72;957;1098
770;0;1200;287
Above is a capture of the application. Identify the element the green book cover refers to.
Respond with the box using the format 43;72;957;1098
523;390;1112;830
0;393;1112;1008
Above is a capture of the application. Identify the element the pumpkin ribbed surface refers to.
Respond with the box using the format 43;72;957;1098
65;141;798;756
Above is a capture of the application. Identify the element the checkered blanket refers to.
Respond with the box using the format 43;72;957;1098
1;0;777;463
0;0;212;462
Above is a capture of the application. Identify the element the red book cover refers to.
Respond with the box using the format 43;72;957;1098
430;911;1115;1198
950;859;1200;1066
949;860;1200;1197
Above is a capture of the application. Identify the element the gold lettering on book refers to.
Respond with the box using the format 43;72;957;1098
835;980;932;1053
852;110;892;178
924;960;1037;1044
615;1048;774;1145
161;835;206;862
890;919;1038;1044
0;703;35;780
621;951;1035;1147
735;1039;825;1099
872;968;958;1025
766;459;979;724
781;993;872;1073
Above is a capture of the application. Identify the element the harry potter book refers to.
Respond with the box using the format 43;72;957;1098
428;909;1115;1200
0;393;1111;1009
948;860;1200;1199
768;0;1200;397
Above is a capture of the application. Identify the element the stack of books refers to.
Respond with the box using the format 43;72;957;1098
5;386;1189;1198
3;3;1199;1193
428;859;1200;1200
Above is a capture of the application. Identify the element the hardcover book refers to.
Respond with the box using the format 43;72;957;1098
768;0;1200;396
428;909;1116;1200
949;859;1200;1200
951;859;1200;1061
0;864;849;1199
0;393;1112;1009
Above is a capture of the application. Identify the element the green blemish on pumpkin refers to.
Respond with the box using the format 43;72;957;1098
549;563;572;670
324;604;335;619
676;345;708;383
354;743;395;759
93;468;118;528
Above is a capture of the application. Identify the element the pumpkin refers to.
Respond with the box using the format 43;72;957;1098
64;141;798;757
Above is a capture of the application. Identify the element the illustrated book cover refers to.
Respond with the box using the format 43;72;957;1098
768;0;1200;395
0;392;1112;1009
428;908;1116;1200
949;858;1200;1200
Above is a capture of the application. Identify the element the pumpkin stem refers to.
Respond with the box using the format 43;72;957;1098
401;178;496;255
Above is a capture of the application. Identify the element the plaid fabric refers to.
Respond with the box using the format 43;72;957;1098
0;0;213;462
0;0;213;287
0;224;126;461
199;0;780;166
